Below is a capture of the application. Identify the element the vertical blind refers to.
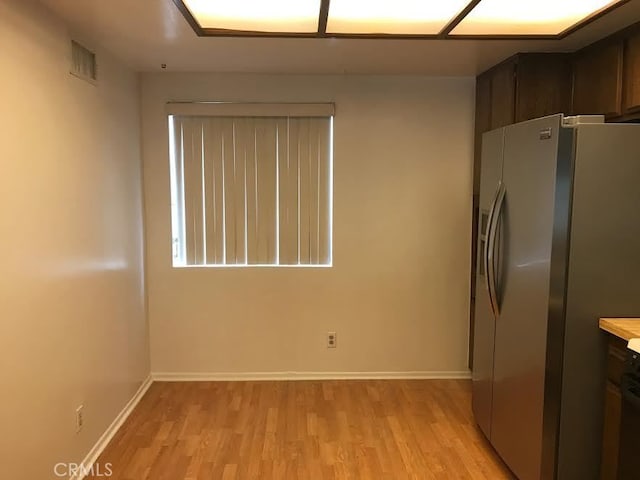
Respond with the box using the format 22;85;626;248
169;112;332;266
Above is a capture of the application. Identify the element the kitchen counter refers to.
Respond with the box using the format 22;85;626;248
599;318;640;341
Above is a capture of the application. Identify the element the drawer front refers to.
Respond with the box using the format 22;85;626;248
608;338;628;387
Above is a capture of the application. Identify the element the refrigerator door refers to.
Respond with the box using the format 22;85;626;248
490;115;563;480
472;127;505;439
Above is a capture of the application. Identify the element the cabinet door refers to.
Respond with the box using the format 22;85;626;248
600;381;621;480
516;54;572;122
573;41;623;118
490;61;516;129
623;31;640;113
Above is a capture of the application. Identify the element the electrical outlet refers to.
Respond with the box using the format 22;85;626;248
75;405;84;433
327;332;337;348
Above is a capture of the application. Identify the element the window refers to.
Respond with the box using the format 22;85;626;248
167;103;334;267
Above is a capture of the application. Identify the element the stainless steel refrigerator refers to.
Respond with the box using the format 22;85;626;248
472;114;640;480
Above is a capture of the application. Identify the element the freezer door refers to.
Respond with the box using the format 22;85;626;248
490;115;563;480
472;127;505;439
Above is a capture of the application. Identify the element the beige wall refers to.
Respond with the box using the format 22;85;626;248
142;73;475;376
0;1;148;479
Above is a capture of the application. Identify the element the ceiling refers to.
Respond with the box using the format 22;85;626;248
39;0;640;75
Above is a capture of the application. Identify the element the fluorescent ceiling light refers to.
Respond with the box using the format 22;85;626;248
452;0;623;36
181;0;321;33
326;0;472;35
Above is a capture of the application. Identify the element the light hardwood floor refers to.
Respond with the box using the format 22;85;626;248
86;380;513;479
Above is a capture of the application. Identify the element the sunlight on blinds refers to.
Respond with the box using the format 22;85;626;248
169;114;332;267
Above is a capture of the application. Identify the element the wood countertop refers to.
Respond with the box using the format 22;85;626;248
599;318;640;341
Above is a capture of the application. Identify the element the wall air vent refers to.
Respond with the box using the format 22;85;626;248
70;40;97;83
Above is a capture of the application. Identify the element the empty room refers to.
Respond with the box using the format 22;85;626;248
3;0;640;479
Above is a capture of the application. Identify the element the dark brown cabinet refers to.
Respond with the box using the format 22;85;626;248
573;40;624;118
601;382;622;480
489;59;517;130
601;336;627;480
623;30;640;113
515;54;573;123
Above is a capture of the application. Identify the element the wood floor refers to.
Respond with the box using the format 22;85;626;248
87;380;513;479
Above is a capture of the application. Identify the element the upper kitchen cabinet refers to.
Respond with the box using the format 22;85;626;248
489;59;517;130
572;22;640;121
573;40;624;118
623;29;640;114
472;53;572;194
515;54;572;123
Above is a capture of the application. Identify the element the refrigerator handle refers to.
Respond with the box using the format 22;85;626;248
487;182;506;317
484;183;501;316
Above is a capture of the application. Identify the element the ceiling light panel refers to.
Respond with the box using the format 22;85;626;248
452;0;624;36
182;0;321;33
326;0;473;35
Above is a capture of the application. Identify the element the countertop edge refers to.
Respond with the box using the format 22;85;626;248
599;318;640;342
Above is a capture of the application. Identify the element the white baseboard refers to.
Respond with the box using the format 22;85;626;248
152;371;471;381
73;375;153;480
